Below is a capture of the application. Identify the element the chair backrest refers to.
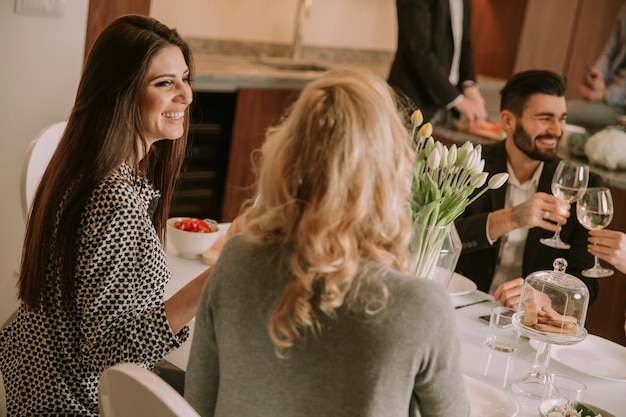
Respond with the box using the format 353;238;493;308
99;363;200;417
0;369;6;417
20;121;66;221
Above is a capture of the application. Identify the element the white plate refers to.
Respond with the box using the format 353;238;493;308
449;272;478;296
464;375;519;417
529;334;626;382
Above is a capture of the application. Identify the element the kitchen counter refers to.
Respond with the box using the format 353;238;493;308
188;38;393;92
193;54;327;92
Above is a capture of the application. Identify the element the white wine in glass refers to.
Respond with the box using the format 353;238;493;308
577;187;614;278
540;160;589;249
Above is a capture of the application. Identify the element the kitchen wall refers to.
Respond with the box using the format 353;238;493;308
0;1;88;325
150;0;397;52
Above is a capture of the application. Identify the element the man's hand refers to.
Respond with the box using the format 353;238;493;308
494;277;524;309
579;68;606;102
455;86;488;126
510;192;570;229
487;192;571;241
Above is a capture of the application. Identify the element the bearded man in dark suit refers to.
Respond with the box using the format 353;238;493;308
455;70;600;308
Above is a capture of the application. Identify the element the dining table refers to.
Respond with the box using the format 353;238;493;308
163;226;626;417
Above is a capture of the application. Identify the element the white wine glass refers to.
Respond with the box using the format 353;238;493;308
540;160;589;249
577;187;614;278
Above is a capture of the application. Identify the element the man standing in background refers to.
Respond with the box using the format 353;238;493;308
388;0;487;125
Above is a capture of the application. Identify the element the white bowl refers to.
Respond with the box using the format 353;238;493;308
166;217;220;259
538;398;578;417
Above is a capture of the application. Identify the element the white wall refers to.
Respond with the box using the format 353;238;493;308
0;1;88;324
150;0;397;51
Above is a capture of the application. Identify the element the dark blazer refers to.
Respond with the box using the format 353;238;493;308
454;140;600;303
388;0;476;121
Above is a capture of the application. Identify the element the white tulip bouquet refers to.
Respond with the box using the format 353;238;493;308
408;110;509;280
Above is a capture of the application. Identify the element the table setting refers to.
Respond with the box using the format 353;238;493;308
452;285;625;417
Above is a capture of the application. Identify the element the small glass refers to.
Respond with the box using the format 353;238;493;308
540;160;589;249
483;306;520;388
485;306;520;353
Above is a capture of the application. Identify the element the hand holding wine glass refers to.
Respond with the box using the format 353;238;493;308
587;229;626;274
577;187;614;278
540;160;589;249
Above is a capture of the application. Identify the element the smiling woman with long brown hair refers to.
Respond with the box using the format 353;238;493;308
0;15;211;416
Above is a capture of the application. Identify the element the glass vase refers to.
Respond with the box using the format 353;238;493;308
409;222;462;288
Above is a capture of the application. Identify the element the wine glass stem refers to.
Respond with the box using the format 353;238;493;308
553;225;562;241
529;341;551;381
594;255;602;269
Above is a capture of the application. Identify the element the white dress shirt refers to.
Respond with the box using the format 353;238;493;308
448;0;463;85
489;161;544;294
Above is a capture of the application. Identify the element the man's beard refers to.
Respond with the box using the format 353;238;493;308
512;122;559;162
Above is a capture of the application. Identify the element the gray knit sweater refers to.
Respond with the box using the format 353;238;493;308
185;235;470;417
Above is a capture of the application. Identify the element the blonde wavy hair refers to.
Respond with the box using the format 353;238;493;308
241;68;415;355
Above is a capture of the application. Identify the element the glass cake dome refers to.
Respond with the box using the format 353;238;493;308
511;258;590;399
512;258;589;345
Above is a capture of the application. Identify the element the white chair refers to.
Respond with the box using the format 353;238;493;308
98;363;200;417
20;121;67;221
0;369;6;417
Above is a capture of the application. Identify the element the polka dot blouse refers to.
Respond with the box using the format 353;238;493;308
0;163;188;416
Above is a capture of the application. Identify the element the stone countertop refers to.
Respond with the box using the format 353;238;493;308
433;125;626;190
193;54;326;91
188;38;393;92
192;54;392;92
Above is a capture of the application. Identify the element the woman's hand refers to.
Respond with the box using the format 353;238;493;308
587;229;626;274
226;215;243;239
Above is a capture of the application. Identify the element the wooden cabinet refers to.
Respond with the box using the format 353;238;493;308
84;0;151;61
471;0;528;79
221;88;300;222
513;0;623;99
473;0;623;101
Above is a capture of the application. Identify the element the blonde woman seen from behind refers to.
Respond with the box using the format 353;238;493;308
184;68;470;417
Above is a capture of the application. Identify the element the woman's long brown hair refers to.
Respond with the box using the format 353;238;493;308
18;15;194;309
